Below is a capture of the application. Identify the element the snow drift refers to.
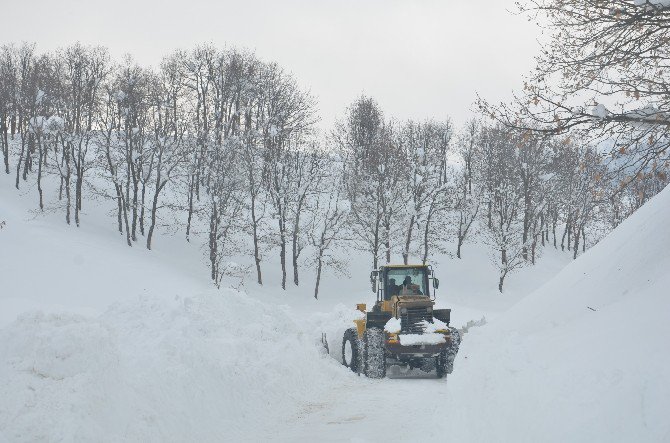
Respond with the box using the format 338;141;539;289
445;185;670;442
0;292;348;442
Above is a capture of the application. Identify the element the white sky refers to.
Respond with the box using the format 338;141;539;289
1;0;540;130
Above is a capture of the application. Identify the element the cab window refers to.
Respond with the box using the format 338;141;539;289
385;268;428;299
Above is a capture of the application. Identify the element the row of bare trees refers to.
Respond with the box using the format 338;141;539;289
0;43;346;296
335;97;667;292
1;39;667;294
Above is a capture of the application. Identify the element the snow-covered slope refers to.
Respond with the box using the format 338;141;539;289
0;180;350;442
445;186;670;442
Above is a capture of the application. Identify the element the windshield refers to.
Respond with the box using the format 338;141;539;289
385;267;428;299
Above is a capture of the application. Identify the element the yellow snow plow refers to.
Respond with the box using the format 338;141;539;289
341;264;461;379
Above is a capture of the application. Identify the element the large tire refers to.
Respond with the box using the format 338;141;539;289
437;327;461;378
342;328;363;374
436;350;449;379
364;327;386;379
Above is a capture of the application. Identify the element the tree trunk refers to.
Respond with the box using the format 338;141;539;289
15;135;26;189
140;181;146;236
314;252;323;299
147;182;162;250
522;223;529;261
75;172;82;227
531;238;537;265
403;215;415;265
36;137;44;210
291;203;302;286
64;168;71;225
116;193;123;234
209;201;219;283
1;120;9;174
120;185;132;247
372;218;380;270
552;221;557;248
384;222;391;264
186;174;195;241
22;134;33;181
487;200;492;228
131;180;138;241
251;196;263;285
422;204;434;264
457;213;464;259
279;223;287;290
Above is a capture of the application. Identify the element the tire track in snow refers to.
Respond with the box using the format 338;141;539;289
273;370;451;443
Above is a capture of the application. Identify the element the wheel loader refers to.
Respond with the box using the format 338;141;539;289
341;264;460;379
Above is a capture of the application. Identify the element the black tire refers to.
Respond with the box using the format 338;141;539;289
436;350;448;379
342;328;363;374
437;327;461;378
364;327;386;379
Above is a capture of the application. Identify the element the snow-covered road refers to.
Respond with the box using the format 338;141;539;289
272;369;448;443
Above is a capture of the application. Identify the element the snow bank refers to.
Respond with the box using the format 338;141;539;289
311;303;365;364
445;185;670;442
0;292;347;442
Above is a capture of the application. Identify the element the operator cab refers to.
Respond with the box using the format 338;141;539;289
381;265;435;300
370;264;440;305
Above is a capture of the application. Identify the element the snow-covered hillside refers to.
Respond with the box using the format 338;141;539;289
446;185;670;442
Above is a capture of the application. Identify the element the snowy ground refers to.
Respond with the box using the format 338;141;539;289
1;171;668;442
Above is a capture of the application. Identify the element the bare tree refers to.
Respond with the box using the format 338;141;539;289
145;71;188;250
59;44;110;226
308;155;350;299
476;126;527;292
398;120;452;264
480;0;670;191
338;96;395;269
260;62;317;290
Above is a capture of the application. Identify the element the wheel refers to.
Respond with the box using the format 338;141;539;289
436;350;448;379
437;327;461;378
364;327;386;379
342;328;363;374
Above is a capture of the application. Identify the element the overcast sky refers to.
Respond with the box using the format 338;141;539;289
1;0;540;130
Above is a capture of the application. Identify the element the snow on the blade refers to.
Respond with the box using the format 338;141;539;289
420;318;448;333
384;316;401;333
398;333;446;346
